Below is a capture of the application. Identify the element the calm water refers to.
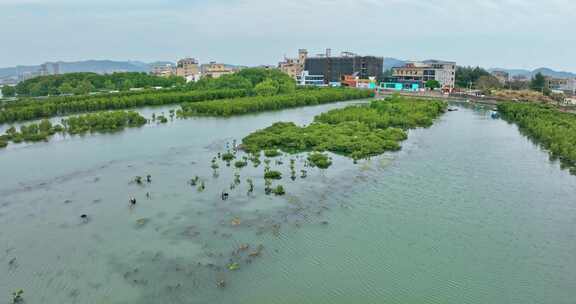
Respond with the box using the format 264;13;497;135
0;101;575;304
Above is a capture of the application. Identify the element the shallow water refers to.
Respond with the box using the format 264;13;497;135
0;101;575;304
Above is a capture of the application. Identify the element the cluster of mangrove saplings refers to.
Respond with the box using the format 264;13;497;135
201;138;335;198
0;111;147;148
0;88;249;124
177;88;374;117
498;102;576;175
242;95;447;160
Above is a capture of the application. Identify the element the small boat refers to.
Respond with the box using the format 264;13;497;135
448;108;458;112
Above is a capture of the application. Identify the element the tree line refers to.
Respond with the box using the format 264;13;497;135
456;66;566;101
0;89;250;124
177;88;374;117
498;102;576;175
188;68;296;94
0;68;301;124
11;72;186;97
242;95;447;160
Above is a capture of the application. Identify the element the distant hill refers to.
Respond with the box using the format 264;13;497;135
56;60;151;74
0;60;163;79
489;67;576;79
383;58;406;71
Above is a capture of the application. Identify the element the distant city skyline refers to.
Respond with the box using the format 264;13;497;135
1;0;575;71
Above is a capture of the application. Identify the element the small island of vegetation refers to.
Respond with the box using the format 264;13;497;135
242;95;446;160
0;111;147;148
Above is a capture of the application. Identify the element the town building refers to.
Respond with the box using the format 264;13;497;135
379;80;422;92
151;64;176;77
341;74;377;89
390;60;456;92
176;58;200;80
548;77;576;96
491;70;510;84
296;71;325;86
511;74;530;82
304;49;383;84
39;62;61;76
279;49;308;79
201;62;235;79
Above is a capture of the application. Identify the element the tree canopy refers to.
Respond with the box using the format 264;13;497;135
530;72;551;95
1;85;16;97
188;68;296;93
177;88;373;117
254;79;280;96
0;88;249;124
455;66;491;88
425;80;441;90
15;72;186;97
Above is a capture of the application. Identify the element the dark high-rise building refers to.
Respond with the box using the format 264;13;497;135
304;50;383;84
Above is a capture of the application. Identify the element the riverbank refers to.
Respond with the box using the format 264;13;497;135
377;90;576;113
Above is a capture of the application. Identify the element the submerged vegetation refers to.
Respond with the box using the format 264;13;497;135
498;102;576;175
243;95;446;160
177;88;373;117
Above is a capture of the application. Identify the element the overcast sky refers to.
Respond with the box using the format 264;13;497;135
1;0;575;71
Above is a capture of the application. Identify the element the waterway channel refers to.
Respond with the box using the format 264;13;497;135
0;100;574;304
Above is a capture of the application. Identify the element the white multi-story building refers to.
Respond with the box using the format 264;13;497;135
296;71;325;86
548;77;576;96
392;60;456;91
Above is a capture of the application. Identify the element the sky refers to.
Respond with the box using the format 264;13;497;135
1;0;575;71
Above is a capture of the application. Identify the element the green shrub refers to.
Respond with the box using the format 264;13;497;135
264;149;281;157
308;152;332;169
157;115;168;123
222;152;235;161
234;160;248;168
272;185;286;196
264;170;282;180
